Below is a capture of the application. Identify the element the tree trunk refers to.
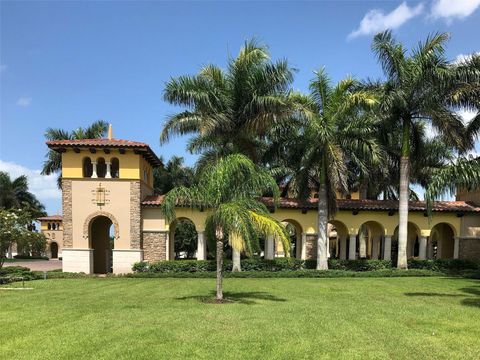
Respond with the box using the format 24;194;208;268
397;120;410;270
216;238;223;300
232;248;241;272
317;182;329;270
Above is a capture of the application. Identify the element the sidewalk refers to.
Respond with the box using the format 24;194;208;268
4;259;62;271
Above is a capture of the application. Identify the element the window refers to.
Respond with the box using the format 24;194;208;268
97;158;106;178
83;157;93;177
111;158;119;178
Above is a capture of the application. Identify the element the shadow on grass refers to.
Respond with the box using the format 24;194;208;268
176;291;287;305
405;282;480;308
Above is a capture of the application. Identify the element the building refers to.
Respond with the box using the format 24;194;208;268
37;215;63;259
43;132;480;274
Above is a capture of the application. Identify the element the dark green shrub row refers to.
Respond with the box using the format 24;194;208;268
408;259;480;271
13;255;49;260
132;258;393;273
125;269;441;279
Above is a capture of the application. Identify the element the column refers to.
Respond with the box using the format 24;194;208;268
91;161;98;178
197;231;206;260
232;249;241;271
105;161;112;178
418;236;427;260
301;233;307;260
348;234;356;260
454;237;460;259
340;236;347;260
7;244;13;259
265;235;274;260
165;231;170;260
359;234;367;258
383;235;392;261
371;236;379;260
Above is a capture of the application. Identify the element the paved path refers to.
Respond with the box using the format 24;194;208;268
4;259;62;271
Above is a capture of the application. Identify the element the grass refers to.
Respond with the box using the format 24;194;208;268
1;277;479;359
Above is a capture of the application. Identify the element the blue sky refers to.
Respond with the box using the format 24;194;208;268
1;0;479;214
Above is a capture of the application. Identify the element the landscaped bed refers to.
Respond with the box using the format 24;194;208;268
1;277;479;359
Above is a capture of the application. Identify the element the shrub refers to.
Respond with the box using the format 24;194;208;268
408;259;480;271
13;255;49;260
0;266;38;283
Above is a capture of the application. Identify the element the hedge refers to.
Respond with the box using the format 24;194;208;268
0;266;38;284
133;258;480;274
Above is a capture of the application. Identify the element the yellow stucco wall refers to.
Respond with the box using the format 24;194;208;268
62;148;153;188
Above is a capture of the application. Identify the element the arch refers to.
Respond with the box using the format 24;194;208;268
392;222;421;259
430;222;455;259
281;219;303;258
328;220;348;259
89;215;114;274
52;223;56;230
83;211;119;240
83;157;93;178
48;223;51;230
111;157;119;178
357;221;385;260
169;218;198;260
97;157;106;178
50;242;58;259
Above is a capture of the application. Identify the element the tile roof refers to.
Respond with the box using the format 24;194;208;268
142;195;480;213
46;138;162;167
37;215;63;221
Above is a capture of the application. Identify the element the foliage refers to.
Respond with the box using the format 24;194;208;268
0;266;37;284
153;156;195;194
16;231;47;258
173;221;198;259
0;172;46;218
161;39;307;167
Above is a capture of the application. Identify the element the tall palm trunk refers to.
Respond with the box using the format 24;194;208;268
317;165;329;270
216;238;223;300
397;120;410;269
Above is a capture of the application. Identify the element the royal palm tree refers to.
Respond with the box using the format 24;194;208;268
153;156;195;194
161;39;306;166
41;120;108;187
0;172;46;218
277;69;380;270
161;154;290;300
371;31;480;269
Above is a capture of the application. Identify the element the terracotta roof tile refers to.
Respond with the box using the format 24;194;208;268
46;138;162;167
37;215;63;221
141;195;480;213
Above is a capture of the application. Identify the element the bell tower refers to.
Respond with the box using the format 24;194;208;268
47;129;161;274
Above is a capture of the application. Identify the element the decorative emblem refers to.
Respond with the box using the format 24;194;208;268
91;183;110;209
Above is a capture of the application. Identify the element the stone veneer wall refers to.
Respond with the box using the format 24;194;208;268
143;231;167;263
305;234;317;260
130;181;141;249
459;238;480;260
62;179;73;248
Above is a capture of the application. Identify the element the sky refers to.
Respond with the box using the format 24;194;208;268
1;0;479;215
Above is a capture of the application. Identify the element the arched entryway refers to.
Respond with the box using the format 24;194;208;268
430;223;455;259
392;222;421;260
89;216;115;274
281;219;302;258
357;221;385;259
50;242;58;259
169;218;198;259
328;220;348;259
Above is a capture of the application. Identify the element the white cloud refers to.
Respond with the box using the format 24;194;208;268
454;51;480;64
0;160;61;202
16;96;32;107
431;0;480;22
348;2;424;39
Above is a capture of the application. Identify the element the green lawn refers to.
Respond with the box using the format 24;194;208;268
1;277;479;359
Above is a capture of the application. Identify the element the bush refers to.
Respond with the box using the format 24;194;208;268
0;266;38;284
408;259;480;271
13;255;49;260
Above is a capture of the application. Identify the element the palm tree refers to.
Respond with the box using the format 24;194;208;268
425;156;480;212
41;120;108;187
161;154;290;300
161;39;306;166
371;31;480;269
153;156;195;194
276;69;380;269
0;172;46;218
